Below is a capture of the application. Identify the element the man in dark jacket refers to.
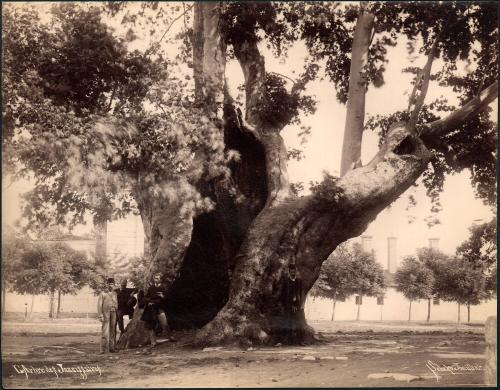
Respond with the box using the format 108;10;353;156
116;279;137;334
139;273;175;347
281;263;305;344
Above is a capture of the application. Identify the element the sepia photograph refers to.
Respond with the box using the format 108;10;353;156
1;1;498;388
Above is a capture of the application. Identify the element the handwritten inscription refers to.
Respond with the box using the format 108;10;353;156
13;363;102;380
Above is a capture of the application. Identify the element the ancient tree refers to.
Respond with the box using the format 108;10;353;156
3;2;497;346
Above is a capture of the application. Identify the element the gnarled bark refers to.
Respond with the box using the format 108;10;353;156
194;121;432;346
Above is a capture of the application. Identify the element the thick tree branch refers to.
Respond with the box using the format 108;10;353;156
407;37;440;133
233;40;293;206
420;81;498;138
340;9;375;176
195;121;433;346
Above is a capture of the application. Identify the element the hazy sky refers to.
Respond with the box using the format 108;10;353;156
2;2;497;267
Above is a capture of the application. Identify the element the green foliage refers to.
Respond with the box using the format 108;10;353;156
2;2;497;241
312;242;386;299
456;218;497;296
434;257;492;306
394;256;434;301
6;239;101;296
365;96;497;212
310;172;344;206
306;1;498;207
310;243;358;301
257;73;316;129
127;255;149;290
1;231;26;290
414;247;493;306
3;3;227;232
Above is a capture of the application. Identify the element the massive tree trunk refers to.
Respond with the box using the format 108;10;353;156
195;119;433;345
427;298;431;323
118;3;497;348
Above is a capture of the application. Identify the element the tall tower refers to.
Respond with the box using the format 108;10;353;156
387;236;397;273
428;238;440;250
361;235;373;253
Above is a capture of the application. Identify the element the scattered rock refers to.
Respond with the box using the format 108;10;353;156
274;343;282;347
320;356;335;360
272;379;278;382
203;347;223;352
368;373;421;382
438;340;451;346
302;355;316;361
246;347;255;351
335;356;348;360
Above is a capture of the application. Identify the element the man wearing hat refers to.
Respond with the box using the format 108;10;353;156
281;263;305;344
115;278;137;335
97;277;118;353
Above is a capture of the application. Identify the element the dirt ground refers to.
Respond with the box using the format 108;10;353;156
1;319;491;388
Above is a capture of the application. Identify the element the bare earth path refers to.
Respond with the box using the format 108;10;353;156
2;320;488;388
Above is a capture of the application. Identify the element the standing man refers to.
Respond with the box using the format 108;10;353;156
139;273;175;348
97;277;118;353
281;263;305;344
116;279;137;335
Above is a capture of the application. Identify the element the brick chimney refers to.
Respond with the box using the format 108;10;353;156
361;235;373;253
387;237;397;273
428;238;440;250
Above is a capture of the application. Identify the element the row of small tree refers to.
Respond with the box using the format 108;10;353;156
311;219;496;324
310;242;386;321
395;249;495;323
1;230;105;318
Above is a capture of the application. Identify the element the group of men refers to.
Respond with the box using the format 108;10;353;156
97;273;175;353
97;263;305;353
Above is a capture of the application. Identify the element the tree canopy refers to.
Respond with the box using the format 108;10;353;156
394;255;434;302
2;232;103;297
3;2;497;232
312;242;386;300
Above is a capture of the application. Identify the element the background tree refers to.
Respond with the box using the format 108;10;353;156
348;243;386;321
1;231;26;317
3;2;497;345
394;256;435;321
10;241;101;318
416;247;453;322
456;218;497;297
310;243;359;321
435;256;493;324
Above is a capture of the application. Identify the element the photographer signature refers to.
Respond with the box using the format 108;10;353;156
426;360;483;381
